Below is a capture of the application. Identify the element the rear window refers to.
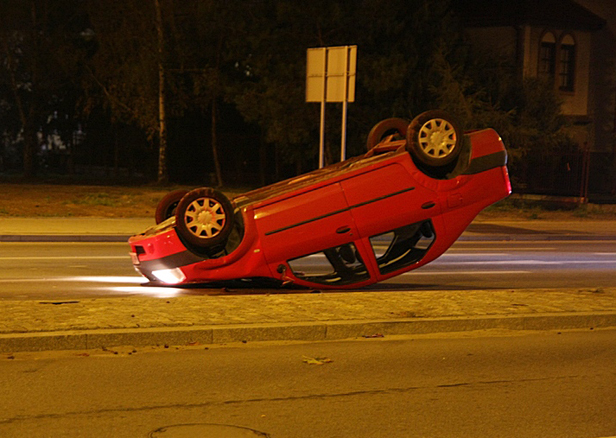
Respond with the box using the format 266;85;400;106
288;243;370;286
369;220;435;275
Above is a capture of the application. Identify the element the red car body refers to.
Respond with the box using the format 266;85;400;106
129;128;511;289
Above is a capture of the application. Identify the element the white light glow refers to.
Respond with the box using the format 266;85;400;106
69;276;147;284
152;268;186;285
110;286;182;298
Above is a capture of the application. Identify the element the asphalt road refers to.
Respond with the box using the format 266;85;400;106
379;239;616;290
1;329;615;438
1;240;615;299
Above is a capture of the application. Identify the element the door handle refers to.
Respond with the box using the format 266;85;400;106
336;226;351;234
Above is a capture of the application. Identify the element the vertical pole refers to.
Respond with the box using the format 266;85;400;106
319;100;326;169
340;46;350;162
341;99;348;162
319;49;328;168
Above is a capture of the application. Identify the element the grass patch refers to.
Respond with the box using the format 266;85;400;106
1;183;615;220
69;193;120;207
573;203;616;218
483;196;616;220
483;198;547;219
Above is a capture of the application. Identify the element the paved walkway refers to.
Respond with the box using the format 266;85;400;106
2;288;616;354
0;217;153;241
1;217;616;353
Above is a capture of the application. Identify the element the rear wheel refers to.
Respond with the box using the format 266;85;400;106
366;118;409;150
407;110;462;167
175;188;234;248
155;189;189;224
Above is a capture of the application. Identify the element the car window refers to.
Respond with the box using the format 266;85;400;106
369;220;435;275
288;243;370;286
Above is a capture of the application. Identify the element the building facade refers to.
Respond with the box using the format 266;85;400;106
457;0;615;198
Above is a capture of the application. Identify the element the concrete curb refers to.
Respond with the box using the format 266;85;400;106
3;311;616;353
0;234;131;242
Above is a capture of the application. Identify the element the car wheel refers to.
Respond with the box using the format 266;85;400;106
155;189;189;224
175;188;234;248
366;118;409;150
407;110;462;167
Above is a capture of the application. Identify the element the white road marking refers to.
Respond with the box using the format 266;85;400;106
402;270;530;276
0;278;53;283
449;247;558;252
442;253;510;257
0;276;145;284
452;260;616;265
0;256;128;260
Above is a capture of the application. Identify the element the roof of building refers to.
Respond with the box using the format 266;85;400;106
454;0;606;31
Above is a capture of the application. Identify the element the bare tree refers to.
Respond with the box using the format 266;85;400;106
0;0;73;178
84;0;169;182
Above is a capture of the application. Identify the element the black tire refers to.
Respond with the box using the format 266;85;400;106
175;188;234;248
366;118;409;150
407;110;462;167
155;189;189;224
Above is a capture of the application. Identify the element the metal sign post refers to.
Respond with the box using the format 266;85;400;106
341;48;349;161
306;45;357;168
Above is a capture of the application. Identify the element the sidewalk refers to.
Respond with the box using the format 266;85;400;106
0;217;153;242
2;288;616;354
1;216;616;354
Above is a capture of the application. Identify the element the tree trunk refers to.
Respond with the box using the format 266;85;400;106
154;0;168;184
211;98;223;187
2;17;37;179
259;137;266;186
22;127;37;179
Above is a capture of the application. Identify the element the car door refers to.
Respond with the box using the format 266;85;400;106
340;161;441;280
340;161;439;236
254;182;375;287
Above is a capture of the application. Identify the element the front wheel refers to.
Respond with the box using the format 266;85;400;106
407;110;462;167
175;188;234;248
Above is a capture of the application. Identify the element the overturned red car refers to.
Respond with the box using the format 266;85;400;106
129;110;511;289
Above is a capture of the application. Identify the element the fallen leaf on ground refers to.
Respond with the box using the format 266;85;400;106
302;355;333;365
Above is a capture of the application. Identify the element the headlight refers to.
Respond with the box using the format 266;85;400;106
151;268;186;285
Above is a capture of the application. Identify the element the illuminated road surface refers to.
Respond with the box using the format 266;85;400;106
0;240;615;299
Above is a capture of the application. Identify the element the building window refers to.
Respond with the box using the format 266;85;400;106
539;32;556;81
559;34;576;92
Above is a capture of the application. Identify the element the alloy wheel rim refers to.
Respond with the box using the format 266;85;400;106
184;197;226;239
418;118;457;159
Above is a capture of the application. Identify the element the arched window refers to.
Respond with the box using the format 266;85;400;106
539;32;556;81
559;34;576;92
